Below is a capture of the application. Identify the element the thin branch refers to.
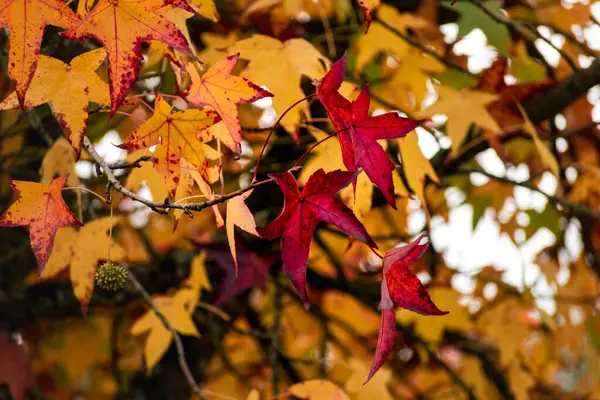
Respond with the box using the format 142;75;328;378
374;18;476;78
466;0;578;71
127;270;208;400
82;136;279;214
447;168;600;220
270;272;284;395
107;155;152;170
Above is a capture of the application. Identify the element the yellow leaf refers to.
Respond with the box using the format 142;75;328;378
515;102;559;177
130;289;200;370
345;358;393;400
0;49;109;156
125;149;170;204
373;47;446;110
476;297;531;366
226;190;259;273
354;4;429;71
190;0;219;22
289;379;350;399
418;85;501;158
198;31;240;67
245;389;260;400
181;158;224;228
398;133;439;207
461;356;502;400
508;360;534;400
41;216;126;313
121;95;219;197
40;138;79;188
0;0;79;105
398;287;472;342
230;35;329;138
186;251;212;297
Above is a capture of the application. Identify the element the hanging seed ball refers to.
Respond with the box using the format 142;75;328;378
95;261;128;292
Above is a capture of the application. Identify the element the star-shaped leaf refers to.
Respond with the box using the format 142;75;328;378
206;238;277;307
0;176;82;271
418;84;501;158
183;54;273;153
226;190;259;275
316;53;423;208
41;216;126;313
367;234;447;383
62;0;195;114
120;94;220;196
476;56;555;133
0;0;80;106
230;35;329;139
130;288;200;370
258;169;376;308
0;49;109;156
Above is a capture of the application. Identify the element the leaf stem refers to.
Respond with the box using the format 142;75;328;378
63;186;107;203
127;270;208;400
291;127;348;169
252;93;316;183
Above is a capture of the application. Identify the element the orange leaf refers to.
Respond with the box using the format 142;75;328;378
0;176;82;271
226;189;258;275
0;49;109;156
0;0;80;106
183;54;273;153
289;380;351;399
120;94;220;197
359;0;380;31
62;0;195;114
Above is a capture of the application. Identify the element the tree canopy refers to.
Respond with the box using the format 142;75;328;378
1;0;600;399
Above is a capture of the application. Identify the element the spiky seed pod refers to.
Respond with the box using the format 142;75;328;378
95;261;128;292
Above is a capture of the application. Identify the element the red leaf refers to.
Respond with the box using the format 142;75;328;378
0;176;82;271
0;336;34;400
206;237;277;307
258;169;376;309
477;57;555;133
62;0;195;115
365;308;396;384
316;53;424;208
366;235;447;383
380;234;447;315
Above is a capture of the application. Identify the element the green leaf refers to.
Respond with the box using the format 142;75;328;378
444;1;510;55
434;69;477;90
525;204;562;238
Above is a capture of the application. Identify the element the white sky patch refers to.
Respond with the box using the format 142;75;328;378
121;183;153;228
476;148;506;176
453;29;497;73
75;160;94;179
96;130;127;165
440;23;458;44
415;127;440;159
534;35;565;67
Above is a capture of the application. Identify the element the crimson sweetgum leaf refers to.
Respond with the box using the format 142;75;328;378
367;234;447;383
258;169;376;309
366;307;396;384
206;237;277;307
316;53;424;208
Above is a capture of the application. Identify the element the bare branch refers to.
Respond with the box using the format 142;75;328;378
127;270;208;400
82;136;276;214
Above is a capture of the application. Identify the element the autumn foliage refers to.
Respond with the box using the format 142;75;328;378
1;0;600;399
